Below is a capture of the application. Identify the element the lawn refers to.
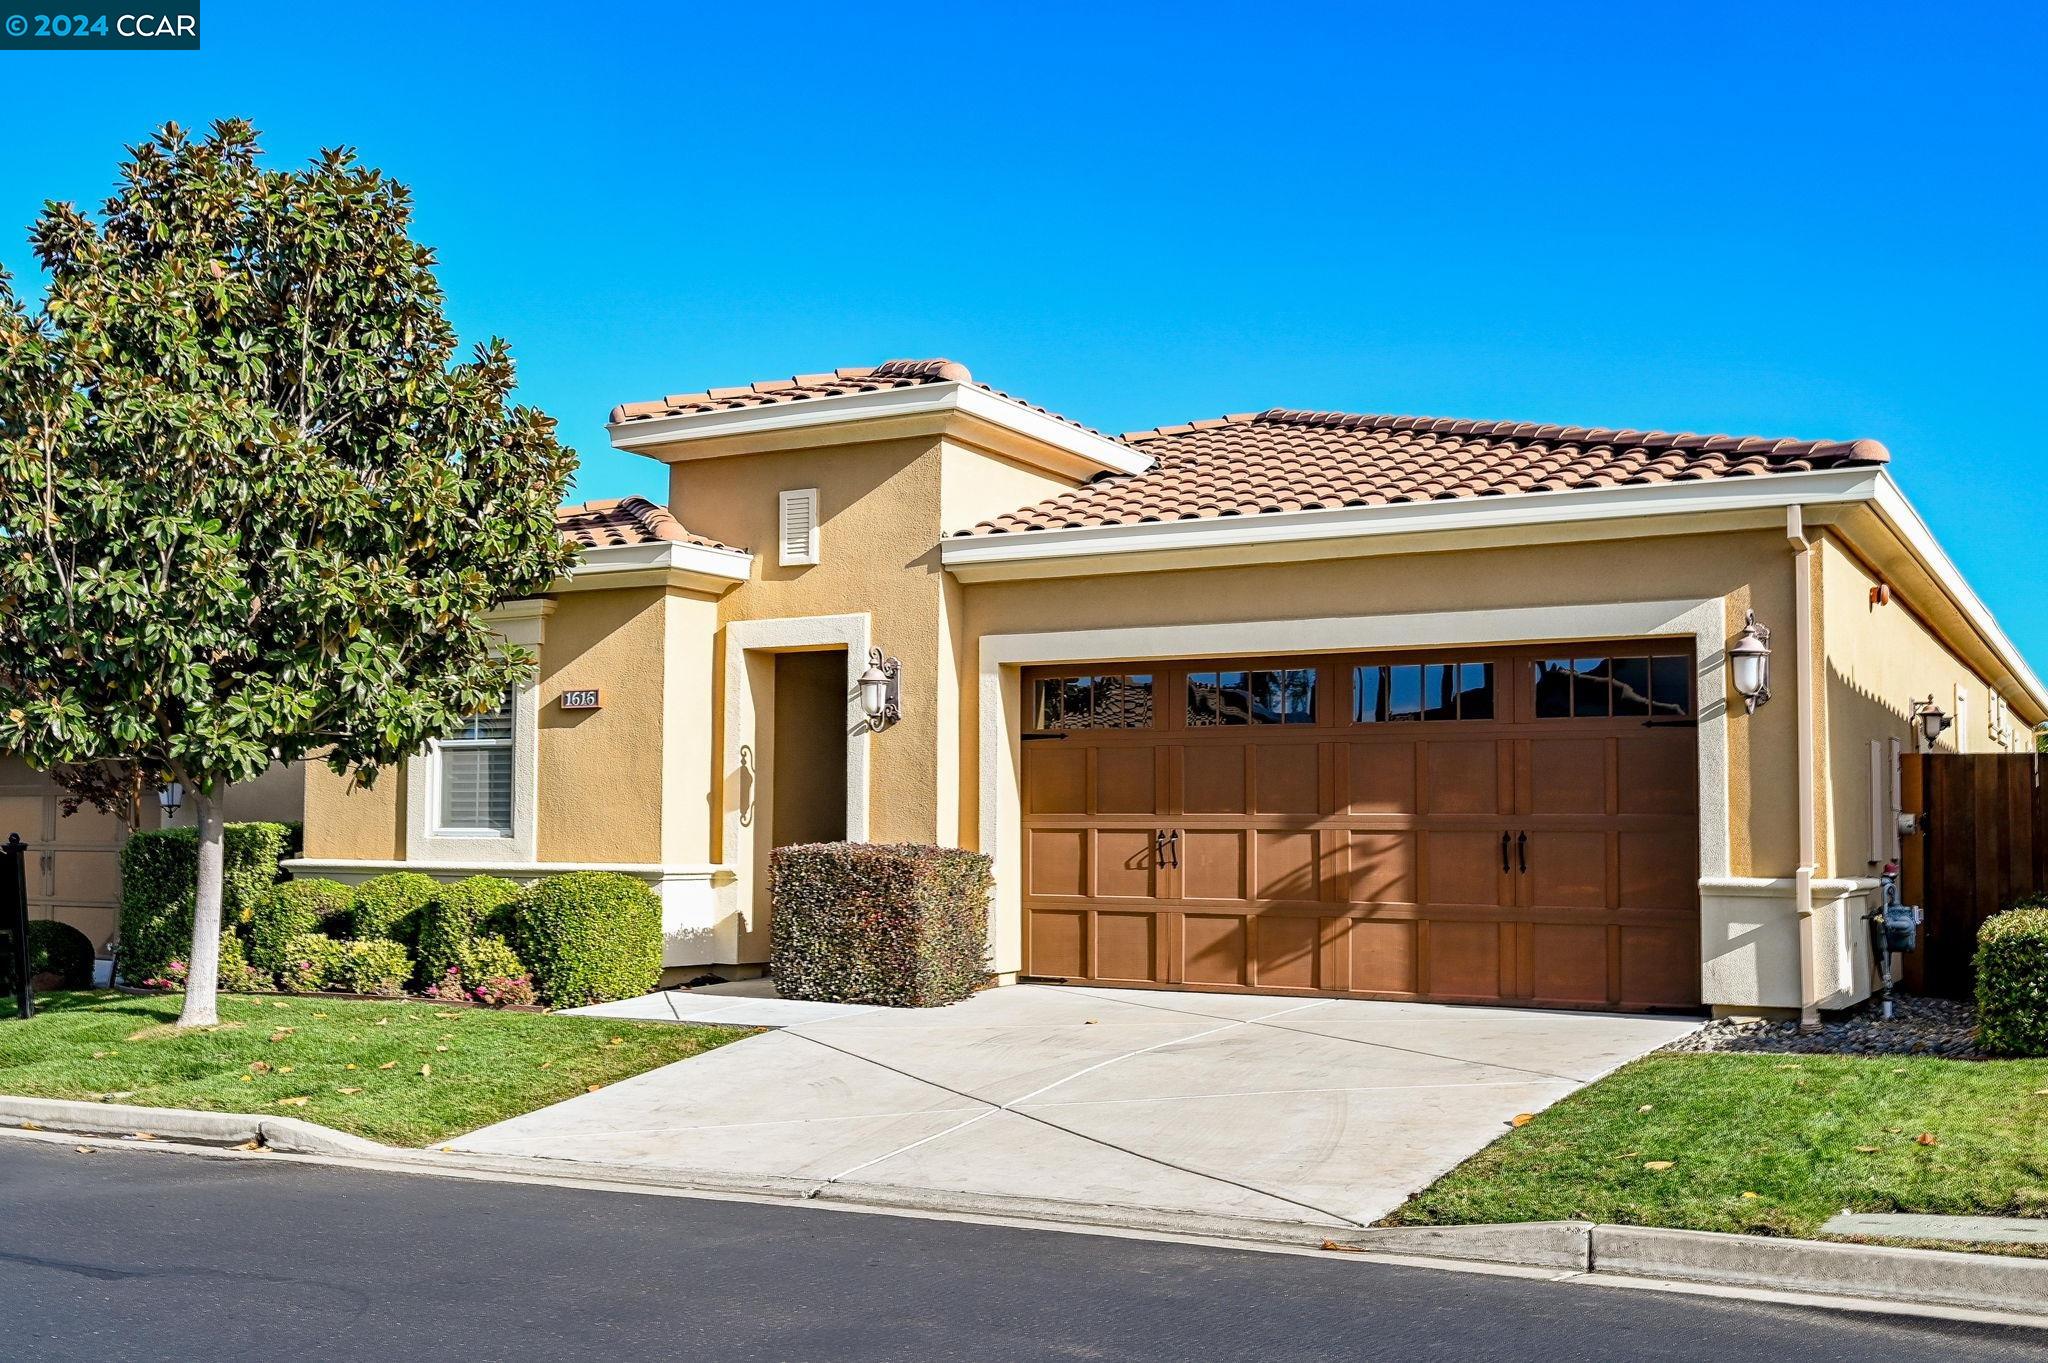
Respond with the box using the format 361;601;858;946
0;990;745;1147
1384;1053;2048;1248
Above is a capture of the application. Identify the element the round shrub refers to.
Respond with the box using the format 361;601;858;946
513;872;662;1007
335;940;412;997
0;920;96;993
245;880;355;978
277;934;343;993
1977;907;2048;1056
140;915;260;993
461;933;525;986
349;872;440;947
415;876;523;986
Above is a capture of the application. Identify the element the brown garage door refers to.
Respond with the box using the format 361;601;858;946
1020;643;1701;1011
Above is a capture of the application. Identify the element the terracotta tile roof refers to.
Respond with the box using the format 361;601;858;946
963;409;1891;536
556;496;742;554
609;358;1112;439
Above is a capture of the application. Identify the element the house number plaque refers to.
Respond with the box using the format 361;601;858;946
559;689;602;711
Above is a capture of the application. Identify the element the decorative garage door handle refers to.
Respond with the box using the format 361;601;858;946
1517;831;1528;874
1500;832;1511;874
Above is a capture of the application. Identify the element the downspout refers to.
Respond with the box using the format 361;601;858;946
1789;505;1820;1031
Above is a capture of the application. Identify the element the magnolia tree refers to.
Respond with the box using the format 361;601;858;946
0;121;577;1025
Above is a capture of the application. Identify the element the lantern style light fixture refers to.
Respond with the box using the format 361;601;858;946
858;648;901;732
1911;696;1950;750
1728;610;1772;713
156;781;185;819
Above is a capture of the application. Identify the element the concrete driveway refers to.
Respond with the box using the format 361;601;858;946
451;985;1699;1230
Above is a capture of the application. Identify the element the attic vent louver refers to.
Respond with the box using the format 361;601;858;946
779;488;819;566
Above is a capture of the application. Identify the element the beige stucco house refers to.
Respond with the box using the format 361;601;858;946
290;358;2045;1022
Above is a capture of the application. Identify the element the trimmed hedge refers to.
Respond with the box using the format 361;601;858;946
416;876;523;987
140;916;261;993
245;880;355;978
116;821;292;982
349;872;441;948
0;920;96;992
1976;906;2048;1056
513;872;663;1007
769;843;991;1007
277;934;411;996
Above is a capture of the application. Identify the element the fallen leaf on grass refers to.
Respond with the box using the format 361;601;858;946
537;1060;553;1069
1637;1104;1654;1114
377;1061;397;1070
344;1063;357;1071
249;1061;271;1073
434;1045;448;1053
374;1018;389;1027
337;1087;363;1095
1855;1145;1881;1153
1510;1113;1534;1128
1740;1191;1759;1199
275;1096;311;1108
18;1121;40;1131
276;1065;294;1074
311;1013;327;1019
1644;1161;1676;1171
1916;1133;1939;1147
586;1084;603;1093
271;1001;290;1009
419;1064;432;1077
609;1037;623;1046
268;1029;295;1042
239;1075;253;1083
106;1091;135;1100
435;1012;459;1020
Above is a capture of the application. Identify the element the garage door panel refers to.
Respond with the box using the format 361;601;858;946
1425;921;1506;1000
1531;924;1613;1007
1526;831;1608;910
1183;746;1247;814
1345;742;1415;814
1618;733;1695;815
1027;830;1087;898
1094;913;1157;982
1093;831;1157;899
1254;830;1322;901
1349;919;1420;994
1182;830;1247;900
1525;736;1609;815
1095;747;1158;814
1618;830;1697;911
1025;746;1087;814
1029;910;1087;978
1423;740;1505;815
1620;925;1697;1008
1253;744;1321;815
1424;831;1508;909
1343;831;1416;906
1254;915;1320;989
1182;915;1248;986
51;849;120;905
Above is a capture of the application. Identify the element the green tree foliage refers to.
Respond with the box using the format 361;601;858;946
0;121;577;1024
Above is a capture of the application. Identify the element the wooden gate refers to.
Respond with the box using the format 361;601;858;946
1899;752;2048;998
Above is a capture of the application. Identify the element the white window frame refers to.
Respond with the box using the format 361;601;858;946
430;694;516;837
404;600;551;865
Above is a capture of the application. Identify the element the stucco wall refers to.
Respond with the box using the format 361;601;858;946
1817;532;2030;879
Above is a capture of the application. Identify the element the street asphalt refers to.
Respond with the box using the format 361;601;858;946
0;1140;2043;1362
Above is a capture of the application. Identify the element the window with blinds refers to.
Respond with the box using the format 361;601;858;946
437;693;514;834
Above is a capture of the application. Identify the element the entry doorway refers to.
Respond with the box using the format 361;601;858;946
772;649;849;847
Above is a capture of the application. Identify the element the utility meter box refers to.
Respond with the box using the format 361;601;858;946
1882;903;1921;954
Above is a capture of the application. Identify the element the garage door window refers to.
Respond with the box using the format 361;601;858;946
1031;674;1155;730
1354;661;1493;723
1533;654;1691;719
1189;668;1317;726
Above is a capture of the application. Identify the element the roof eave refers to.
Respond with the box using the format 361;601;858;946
555;537;754;595
606;380;1152;478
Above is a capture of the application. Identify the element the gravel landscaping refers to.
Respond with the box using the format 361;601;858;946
1664;993;1982;1060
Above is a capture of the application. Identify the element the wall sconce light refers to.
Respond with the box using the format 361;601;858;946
858;648;901;732
156;781;184;819
1728;610;1772;713
1911;696;1950;750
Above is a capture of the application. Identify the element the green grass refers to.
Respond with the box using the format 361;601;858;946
1385;1053;2048;1248
0;990;745;1147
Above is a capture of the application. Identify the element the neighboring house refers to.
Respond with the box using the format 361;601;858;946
1;758;303;961
291;359;2044;1021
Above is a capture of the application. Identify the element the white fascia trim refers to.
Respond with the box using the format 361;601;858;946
942;465;1887;570
283;858;733;880
568;538;754;582
1867;472;2048;716
607;380;1152;478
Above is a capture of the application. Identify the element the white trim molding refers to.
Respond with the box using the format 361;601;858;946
558;537;753;594
403;599;552;867
283;859;738;970
608;379;1150;479
719;612;873;961
973;598;1732;982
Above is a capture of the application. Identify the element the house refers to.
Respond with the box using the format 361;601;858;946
289;359;2045;1022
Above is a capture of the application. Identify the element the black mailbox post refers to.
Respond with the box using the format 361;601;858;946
3;833;30;1020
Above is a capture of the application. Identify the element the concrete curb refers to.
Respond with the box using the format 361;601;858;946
6;1097;2044;1319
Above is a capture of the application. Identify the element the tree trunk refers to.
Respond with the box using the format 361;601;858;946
177;784;226;1028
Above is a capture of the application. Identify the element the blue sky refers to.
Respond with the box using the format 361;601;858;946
4;2;2044;653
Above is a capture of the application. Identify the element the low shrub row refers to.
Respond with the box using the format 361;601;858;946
113;831;664;1009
